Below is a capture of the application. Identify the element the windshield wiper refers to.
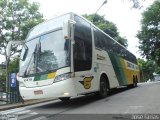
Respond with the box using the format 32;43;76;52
23;45;38;77
35;39;42;72
23;52;35;77
23;40;42;77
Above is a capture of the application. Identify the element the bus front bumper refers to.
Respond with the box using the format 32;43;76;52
19;79;77;100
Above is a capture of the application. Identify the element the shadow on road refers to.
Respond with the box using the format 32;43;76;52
37;94;100;109
108;86;134;96
36;86;136;110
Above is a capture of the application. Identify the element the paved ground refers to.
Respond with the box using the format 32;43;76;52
0;98;55;111
1;81;160;120
0;101;6;105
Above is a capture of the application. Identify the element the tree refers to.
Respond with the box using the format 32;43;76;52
137;58;155;82
83;14;128;47
137;58;160;82
137;0;160;66
8;58;19;73
0;0;44;92
0;65;6;91
129;0;145;9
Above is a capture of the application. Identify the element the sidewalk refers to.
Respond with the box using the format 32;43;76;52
0;98;55;111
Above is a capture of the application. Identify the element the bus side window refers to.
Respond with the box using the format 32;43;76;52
74;15;92;72
74;37;86;61
94;28;103;49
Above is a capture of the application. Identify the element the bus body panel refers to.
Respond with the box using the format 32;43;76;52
19;67;70;88
108;53;139;86
19;78;77;100
120;58;140;85
93;49;119;89
73;69;99;95
72;14;99;95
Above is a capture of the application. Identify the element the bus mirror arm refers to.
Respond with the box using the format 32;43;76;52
6;41;12;58
69;20;76;25
69;20;76;45
63;19;76;41
6;41;24;59
71;39;75;45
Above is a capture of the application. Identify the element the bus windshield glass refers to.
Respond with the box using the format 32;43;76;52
19;29;70;77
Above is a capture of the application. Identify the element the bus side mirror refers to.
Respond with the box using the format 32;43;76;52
63;20;76;40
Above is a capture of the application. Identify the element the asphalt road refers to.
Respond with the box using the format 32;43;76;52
1;81;160;120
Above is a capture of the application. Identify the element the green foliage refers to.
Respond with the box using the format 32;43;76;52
8;58;19;73
0;58;19;91
83;14;128;47
0;0;44;56
130;0;145;9
0;65;6;91
137;0;160;66
0;76;5;91
0;0;44;92
137;58;160;82
155;66;160;74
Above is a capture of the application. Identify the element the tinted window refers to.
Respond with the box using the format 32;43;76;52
94;28;103;49
94;27;137;64
74;15;92;71
94;28;115;53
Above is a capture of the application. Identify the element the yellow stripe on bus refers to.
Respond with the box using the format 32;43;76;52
120;58;140;84
47;72;56;79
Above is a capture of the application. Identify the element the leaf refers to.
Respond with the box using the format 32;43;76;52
137;0;160;66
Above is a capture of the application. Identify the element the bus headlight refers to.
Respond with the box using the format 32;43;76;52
54;73;71;83
19;81;26;87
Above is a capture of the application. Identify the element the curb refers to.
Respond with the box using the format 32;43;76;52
0;99;55;111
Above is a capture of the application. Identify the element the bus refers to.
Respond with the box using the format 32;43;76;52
7;13;140;101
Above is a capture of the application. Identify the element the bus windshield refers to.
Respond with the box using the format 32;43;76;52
19;29;70;77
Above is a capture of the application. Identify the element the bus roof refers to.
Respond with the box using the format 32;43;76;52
26;13;72;41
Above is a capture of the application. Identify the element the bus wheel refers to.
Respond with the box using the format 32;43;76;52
98;76;109;98
59;97;70;101
133;76;138;88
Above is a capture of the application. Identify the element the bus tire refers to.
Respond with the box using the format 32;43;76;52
59;97;70;101
97;76;109;98
133;76;137;88
135;76;138;87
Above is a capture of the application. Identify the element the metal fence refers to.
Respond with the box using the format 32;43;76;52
0;91;23;105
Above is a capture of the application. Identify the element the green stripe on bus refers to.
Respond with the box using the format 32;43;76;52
34;75;41;81
33;72;56;81
108;53;128;86
115;56;128;85
34;74;47;81
40;74;47;80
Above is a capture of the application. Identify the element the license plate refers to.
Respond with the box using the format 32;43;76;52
34;90;43;95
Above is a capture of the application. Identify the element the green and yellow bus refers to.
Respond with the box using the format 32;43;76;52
7;13;140;101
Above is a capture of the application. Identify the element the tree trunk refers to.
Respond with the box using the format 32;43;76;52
5;57;10;92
